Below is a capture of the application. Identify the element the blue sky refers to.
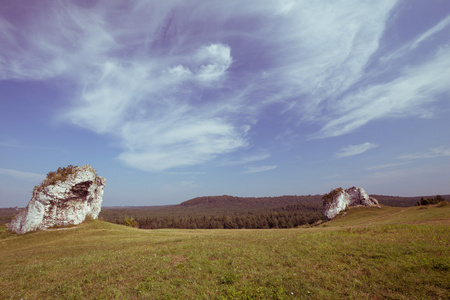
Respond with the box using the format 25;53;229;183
1;0;449;207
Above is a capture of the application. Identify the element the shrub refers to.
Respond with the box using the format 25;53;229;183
33;165;78;193
322;187;343;204
436;201;448;207
418;195;446;206
124;216;139;228
84;213;95;223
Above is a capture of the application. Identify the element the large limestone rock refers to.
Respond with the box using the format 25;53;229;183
8;165;106;234
322;187;379;220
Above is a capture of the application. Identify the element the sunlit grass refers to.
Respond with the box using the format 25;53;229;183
325;203;450;227
0;205;449;299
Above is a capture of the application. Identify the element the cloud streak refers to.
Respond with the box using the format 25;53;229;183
244;165;277;174
0;168;44;182
315;46;450;138
366;162;409;171
1;0;448;172
334;142;378;158
399;147;450;161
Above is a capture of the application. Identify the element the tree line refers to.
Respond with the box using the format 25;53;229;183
416;195;446;206
120;209;324;230
99;195;325;229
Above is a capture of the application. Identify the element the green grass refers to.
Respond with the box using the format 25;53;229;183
324;203;450;227
0;205;449;299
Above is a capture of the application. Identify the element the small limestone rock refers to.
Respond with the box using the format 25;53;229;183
322;187;378;220
8;165;106;234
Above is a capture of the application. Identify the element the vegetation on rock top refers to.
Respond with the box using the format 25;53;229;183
33;165;78;193
322;187;344;204
32;164;98;193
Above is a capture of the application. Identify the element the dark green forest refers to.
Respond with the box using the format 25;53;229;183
99;195;325;229
2;194;448;228
416;195;446;206
0;207;21;225
98;194;449;229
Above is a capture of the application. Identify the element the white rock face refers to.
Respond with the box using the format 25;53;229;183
8;165;106;234
323;187;379;220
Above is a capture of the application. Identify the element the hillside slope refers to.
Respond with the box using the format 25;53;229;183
324;203;450;227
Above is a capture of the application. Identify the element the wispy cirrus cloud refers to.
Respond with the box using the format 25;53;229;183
0;168;44;181
366;146;450;172
380;15;450;63
218;153;271;167
2;0;448;172
335;142;378;158
244;165;277;174
63;41;244;172
366;162;409;171
399;147;450;161
315;47;450;138
314;10;450;139
0;140;59;151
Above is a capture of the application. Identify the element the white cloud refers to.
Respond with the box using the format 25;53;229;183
219;153;271;167
195;44;232;82
244;165;277;174
273;0;397;115
4;0;448;172
0;1;116;80
117;119;247;172
168;65;193;77
315;47;450;138
399;147;450;161
0;0;398;170
366;162;409;171
411;16;450;49
239;153;271;164
381;15;450;63
165;44;232;84
0;168;45;182
60;41;242;171
334;142;378;158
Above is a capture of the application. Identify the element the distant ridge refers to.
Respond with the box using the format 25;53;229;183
179;194;322;209
371;194;450;207
178;194;450;209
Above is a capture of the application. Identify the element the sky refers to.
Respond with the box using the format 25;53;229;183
1;0;449;207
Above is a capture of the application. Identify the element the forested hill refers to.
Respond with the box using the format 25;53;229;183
96;195;325;229
98;194;449;229
372;194;450;207
179;195;322;212
176;193;450;210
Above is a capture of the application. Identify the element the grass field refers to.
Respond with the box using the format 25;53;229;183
1;204;449;299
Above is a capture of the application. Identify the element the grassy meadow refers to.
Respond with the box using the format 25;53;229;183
1;204;449;299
